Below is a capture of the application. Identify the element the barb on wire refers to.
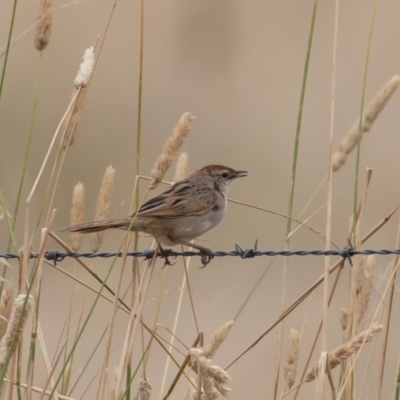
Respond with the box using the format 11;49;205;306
1;241;400;266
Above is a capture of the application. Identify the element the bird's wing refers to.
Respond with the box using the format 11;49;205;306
135;185;220;218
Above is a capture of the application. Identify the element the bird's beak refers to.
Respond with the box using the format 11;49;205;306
235;170;248;178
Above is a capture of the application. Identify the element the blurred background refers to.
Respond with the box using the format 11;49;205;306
1;0;400;398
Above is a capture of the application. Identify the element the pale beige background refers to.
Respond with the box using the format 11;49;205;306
1;0;400;399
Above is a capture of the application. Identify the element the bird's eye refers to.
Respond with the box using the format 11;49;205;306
221;172;229;179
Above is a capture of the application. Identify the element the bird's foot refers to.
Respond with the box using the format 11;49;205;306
157;246;175;268
199;250;214;268
164;237;214;268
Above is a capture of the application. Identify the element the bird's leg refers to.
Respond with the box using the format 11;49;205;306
156;243;175;267
169;237;214;268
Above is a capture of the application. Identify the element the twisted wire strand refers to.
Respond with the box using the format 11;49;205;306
2;244;400;265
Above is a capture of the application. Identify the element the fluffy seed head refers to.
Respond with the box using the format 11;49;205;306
91;166;115;252
333;75;400;171
34;0;53;51
356;255;375;326
69;182;85;251
189;348;231;397
138;377;152;400
305;323;384;382
74;47;95;88
202;320;234;358
203;374;219;400
284;329;300;388
0;294;34;365
150;112;195;189
173;152;189;182
0;284;15;340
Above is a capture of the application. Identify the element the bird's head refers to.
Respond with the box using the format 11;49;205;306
196;164;248;195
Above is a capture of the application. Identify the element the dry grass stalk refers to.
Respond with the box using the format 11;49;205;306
114;259;155;399
34;0;53;51
184;379;197;400
344;170;372;342
3;379;73;399
61;47;94;149
0;284;15;340
94;234;136;399
60;87;88;149
137;377;152;400
0;206;12;220
356;255;375;326
150;112;195;189
0;294;34;365
339;308;349;331
27;87;81;204
348;214;354;238
333;75;400;171
284;329;300;389
305;323;384;382
69;182;85;251
364;255;375;279
74;47;95;88
315;351;327;398
0;258;13;272
173;152;189;182
202;321;234;359
355;257;366;295
36;332;66;400
90;166;115;252
190;348;231;397
60;359;71;395
376;219;400;399
109;367;119;400
159;254;195;398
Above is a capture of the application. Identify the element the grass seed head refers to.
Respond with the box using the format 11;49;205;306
202;320;234;359
0;284;15;340
356;255;375;326
150;112;195;189
91;166;115;252
333;75;400;171
69;182;85;251
0;294;33;365
138;377;152;400
284;328;300;388
34;0;53;51
173;152;189;182
74;47;95;88
305;323;384;382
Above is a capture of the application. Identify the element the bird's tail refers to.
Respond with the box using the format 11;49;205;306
56;218;133;234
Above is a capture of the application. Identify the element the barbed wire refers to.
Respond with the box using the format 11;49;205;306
2;243;400;266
